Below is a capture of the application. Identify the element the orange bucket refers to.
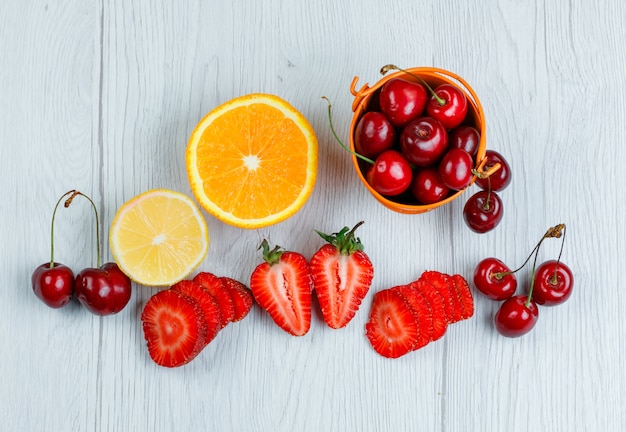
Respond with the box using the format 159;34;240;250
349;66;495;214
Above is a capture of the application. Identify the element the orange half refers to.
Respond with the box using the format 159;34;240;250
186;94;318;229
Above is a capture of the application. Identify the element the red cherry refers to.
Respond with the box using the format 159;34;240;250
354;111;396;159
32;262;75;308
410;167;450;204
494;295;539;337
463;190;503;233
426;84;468;130
531;260;573;306
448;125;480;156
379;78;427;128
32;190;79;309
475;150;511;192
473;258;517;301
366;150;413;196
399;117;448;167
438;148;474;191
75;262;132;315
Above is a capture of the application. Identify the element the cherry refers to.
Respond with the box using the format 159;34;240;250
354;111;396;159
473;257;517;301
75;263;132;316
32;190;77;308
366;150;413;196
378;78;427;128
438;148;474;191
475;150;511;192
448;125;479;156
410;167;450;204
494;295;539;338
69;191;132;315
531;260;573;306
32;263;75;308
463;190;503;233
426;84;468;130
399;117;448;167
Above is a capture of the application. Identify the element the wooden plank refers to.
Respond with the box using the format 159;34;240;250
0;1;102;431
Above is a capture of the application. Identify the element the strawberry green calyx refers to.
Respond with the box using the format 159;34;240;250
315;221;365;256
258;239;285;265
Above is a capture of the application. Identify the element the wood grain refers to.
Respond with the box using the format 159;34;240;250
1;0;625;431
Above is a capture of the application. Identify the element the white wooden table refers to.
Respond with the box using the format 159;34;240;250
2;1;625;431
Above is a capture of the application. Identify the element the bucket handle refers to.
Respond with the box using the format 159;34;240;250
472;159;501;184
350;76;376;113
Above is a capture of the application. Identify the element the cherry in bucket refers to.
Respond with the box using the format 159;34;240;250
70;191;132;316
324;97;412;196
32;190;77;308
426;83;469;130
399;116;448;167
354;111;396;159
378;78;427;128
438;148;474;191
449;125;480;156
410;167;450;205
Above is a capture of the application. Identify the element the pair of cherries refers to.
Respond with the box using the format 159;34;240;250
473;224;573;337
31;190;131;316
354;66;475;200
462;149;511;233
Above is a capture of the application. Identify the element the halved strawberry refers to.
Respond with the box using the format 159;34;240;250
141;289;208;368
422;271;458;323
414;276;448;341
450;274;474;320
220;276;255;322
193;272;235;328
310;222;374;329
250;240;312;336
365;288;419;358
171;279;222;345
394;283;433;349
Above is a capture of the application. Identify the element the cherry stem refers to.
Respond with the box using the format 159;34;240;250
492;224;567;287
482;176;493;211
380;64;446;106
64;190;101;268
550;224;567;284
49;190;77;268
322;96;375;165
525;245;542;307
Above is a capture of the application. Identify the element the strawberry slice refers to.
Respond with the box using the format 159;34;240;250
365;288;420;358
450;274;474;320
250;240;312;336
392;284;433;349
141;289;208;367
171;279;222;345
194;272;235;328
414;276;448;341
422;271;457;323
220;276;255;322
310;221;374;329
